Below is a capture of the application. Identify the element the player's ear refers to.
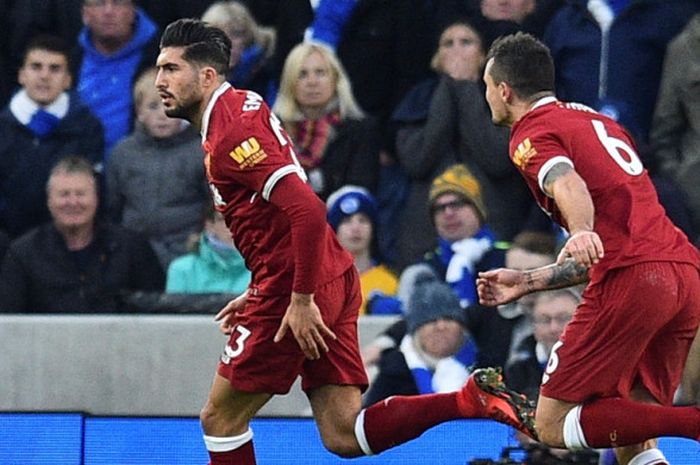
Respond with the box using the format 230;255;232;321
499;81;512;104
200;66;219;88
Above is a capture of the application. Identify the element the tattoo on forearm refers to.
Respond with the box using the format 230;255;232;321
547;259;589;288
526;273;536;293
524;259;589;293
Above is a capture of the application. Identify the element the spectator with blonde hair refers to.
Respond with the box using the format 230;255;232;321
202;0;275;97
272;42;380;200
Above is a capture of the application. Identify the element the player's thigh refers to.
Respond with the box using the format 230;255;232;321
201;372;273;435
637;262;700;405
678;326;700;405
307;384;362;444
541;263;686;404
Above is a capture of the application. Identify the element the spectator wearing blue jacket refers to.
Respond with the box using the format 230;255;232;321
73;0;160;160
543;0;699;144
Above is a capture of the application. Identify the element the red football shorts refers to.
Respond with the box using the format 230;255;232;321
216;266;369;394
540;261;700;405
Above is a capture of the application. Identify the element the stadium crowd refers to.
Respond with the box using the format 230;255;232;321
1;1;700;462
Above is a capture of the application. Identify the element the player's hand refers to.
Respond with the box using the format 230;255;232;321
476;268;527;307
273;293;337;360
556;230;604;267
214;290;249;335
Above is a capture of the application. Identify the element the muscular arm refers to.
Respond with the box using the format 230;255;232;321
543;162;604;266
477;258;588;307
542;162;594;234
268;173;327;294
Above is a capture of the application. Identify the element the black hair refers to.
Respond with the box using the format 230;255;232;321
485;32;554;100
23;34;71;66
160;18;231;75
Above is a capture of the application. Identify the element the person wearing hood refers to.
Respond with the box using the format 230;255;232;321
73;0;160;159
364;271;476;406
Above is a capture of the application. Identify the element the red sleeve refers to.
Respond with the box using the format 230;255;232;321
268;173;327;294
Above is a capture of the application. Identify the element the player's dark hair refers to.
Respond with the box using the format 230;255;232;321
486;32;554;100
160;18;231;75
23;34;71;66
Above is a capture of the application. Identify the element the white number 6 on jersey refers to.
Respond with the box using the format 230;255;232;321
542;340;564;385
592;120;643;176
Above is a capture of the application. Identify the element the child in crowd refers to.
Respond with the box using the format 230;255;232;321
107;68;210;269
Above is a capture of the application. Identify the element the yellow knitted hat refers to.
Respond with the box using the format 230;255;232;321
429;164;486;220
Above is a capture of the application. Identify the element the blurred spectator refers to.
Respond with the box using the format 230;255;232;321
363;270;475;406
0;229;8;263
326;186;399;315
0;155;164;313
4;0;84;107
334;0;435;148
241;0;313;97
0;35;103;238
468;230;558;368
543;0;699;144
139;0;216;32
106;68;209;268
363;229;558;372
303;0;358;49
166;205;250;295
272;42;380;200
73;0;160;159
397;164;505;310
391;19;532;269
649;12;700;239
201;1;275;97
505;288;578;402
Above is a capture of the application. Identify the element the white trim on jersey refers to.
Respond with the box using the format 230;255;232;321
531;96;557;111
538;155;574;197
200;82;232;141
262;165;306;201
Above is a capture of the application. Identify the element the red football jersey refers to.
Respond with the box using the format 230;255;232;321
200;83;353;295
510;97;699;282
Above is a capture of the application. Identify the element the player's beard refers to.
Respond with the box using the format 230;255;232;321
164;96;200;123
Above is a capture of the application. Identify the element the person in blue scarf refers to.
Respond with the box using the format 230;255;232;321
364;270;476;405
398;163;506;309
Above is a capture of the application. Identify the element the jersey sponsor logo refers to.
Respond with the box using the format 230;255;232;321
513;137;537;168
229;137;268;168
242;92;263;111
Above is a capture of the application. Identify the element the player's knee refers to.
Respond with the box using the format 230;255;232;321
199;400;246;435
534;411;565;447
320;434;362;458
199;401;218;431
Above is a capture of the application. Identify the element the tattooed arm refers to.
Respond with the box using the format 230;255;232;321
477;162;598;307
544;162;604;267
477;258;588;307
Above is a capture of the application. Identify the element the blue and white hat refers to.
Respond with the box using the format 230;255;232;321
326;185;378;231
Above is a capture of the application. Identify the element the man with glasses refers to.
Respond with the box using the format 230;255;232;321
73;0;159;159
506;289;578;402
398;163;506;311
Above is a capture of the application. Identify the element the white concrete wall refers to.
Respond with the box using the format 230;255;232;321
0;314;398;417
